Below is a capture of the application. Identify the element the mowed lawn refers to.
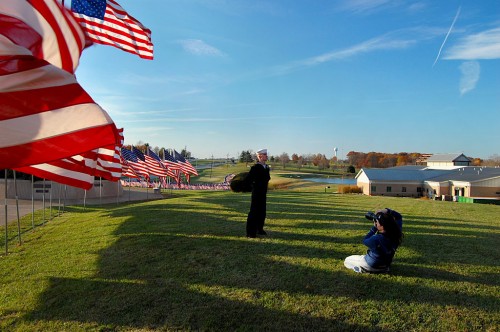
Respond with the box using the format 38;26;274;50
1;188;499;331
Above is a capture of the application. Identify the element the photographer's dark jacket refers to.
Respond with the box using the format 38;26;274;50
363;227;399;268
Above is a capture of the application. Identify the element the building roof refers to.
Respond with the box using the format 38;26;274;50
358;166;500;183
357;167;450;182
426;153;471;162
429;166;500;182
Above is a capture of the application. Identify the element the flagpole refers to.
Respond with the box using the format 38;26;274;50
42;179;46;225
31;175;35;230
99;177;102;205
84;190;87;211
49;181;52;221
4;170;8;255
57;183;62;217
63;185;67;214
13;171;21;245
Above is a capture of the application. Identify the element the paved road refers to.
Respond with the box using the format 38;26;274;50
2;188;164;226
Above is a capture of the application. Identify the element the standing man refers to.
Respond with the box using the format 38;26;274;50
246;149;271;238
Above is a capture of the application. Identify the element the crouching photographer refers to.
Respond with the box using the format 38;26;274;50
344;208;403;273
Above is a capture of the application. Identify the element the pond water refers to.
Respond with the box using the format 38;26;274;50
284;175;356;185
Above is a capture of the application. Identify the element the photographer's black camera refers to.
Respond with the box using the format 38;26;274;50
365;212;378;221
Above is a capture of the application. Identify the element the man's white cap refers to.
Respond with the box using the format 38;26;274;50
256;148;267;155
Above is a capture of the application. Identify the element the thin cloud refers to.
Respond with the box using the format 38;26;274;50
433;6;461;67
459;61;480;95
196;0;286;16
444;27;500;60
180;39;225;56
271;34;416;76
118;115;321;124
336;0;392;14
335;0;426;14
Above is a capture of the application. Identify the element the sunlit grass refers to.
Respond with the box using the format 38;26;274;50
1;184;499;331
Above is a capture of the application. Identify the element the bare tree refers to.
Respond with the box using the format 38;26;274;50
279;152;290;168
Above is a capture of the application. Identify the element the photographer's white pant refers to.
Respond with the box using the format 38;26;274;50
344;255;389;273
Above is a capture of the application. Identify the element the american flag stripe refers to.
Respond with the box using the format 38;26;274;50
180;161;198;176
146;149;175;178
16;159;95;190
0;0;84;73
132;147;159;177
95;147;122;181
173;150;199;176
0;62;76;92
163;151;182;171
121;148;149;178
120;157;139;179
1;68;92;115
1;121;117;171
68;128;123;182
144;155;168;177
0;102;114;152
18;139;122;190
70;0;153;60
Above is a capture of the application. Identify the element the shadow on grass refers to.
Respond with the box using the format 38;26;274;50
25;192;500;330
390;264;500;287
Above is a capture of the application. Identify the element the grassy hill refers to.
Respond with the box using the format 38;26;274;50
1;169;499;331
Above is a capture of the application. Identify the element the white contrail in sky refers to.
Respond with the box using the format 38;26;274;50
433;6;461;67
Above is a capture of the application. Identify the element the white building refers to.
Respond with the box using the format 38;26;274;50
355;154;500;201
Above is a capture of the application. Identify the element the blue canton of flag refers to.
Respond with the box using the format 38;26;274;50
148;149;163;162
133;147;146;161
173;150;187;163
121;147;138;162
164;150;177;164
71;0;107;20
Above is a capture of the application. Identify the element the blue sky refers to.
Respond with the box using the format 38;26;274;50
76;0;499;160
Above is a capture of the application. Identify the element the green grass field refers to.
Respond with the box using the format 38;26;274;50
1;173;499;331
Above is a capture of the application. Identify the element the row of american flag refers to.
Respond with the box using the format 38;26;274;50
121;146;199;185
122;180;230;191
1;1;157;190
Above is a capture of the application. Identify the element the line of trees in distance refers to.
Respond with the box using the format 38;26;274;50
238;150;500;169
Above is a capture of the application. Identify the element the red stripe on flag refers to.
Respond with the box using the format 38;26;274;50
1;83;94;119
16;159;95;190
1;125;118;170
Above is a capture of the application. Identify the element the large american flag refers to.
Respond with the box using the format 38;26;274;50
146;148;175;178
68;0;153;59
91;127;123;181
0;0;119;171
133;147;166;178
16;158;96;190
174;150;199;176
162;150;182;184
120;156;139;179
15;127;124;190
163;150;181;171
121;147;148;178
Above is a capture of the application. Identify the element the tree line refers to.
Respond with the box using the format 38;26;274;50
239;150;345;170
238;150;500;170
